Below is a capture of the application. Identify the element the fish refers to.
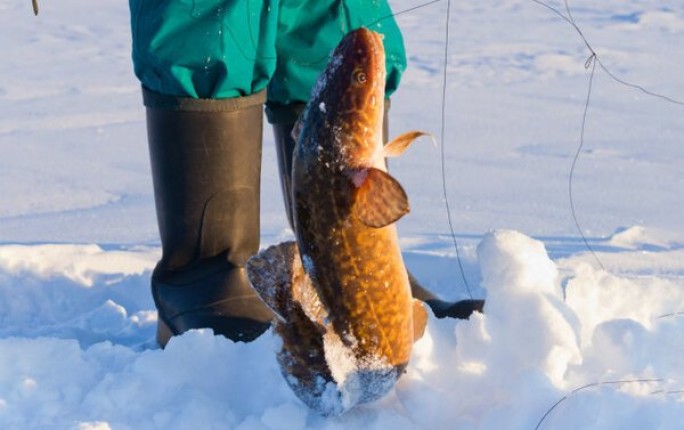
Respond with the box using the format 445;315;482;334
246;27;430;416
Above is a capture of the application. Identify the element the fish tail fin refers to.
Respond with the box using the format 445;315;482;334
246;241;301;323
247;242;347;414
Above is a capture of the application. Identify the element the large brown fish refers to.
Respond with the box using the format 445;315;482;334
247;28;429;416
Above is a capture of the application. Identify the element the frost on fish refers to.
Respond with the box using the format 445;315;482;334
246;28;422;417
246;242;404;416
309;53;344;102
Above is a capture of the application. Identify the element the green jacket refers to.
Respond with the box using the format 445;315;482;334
129;0;406;104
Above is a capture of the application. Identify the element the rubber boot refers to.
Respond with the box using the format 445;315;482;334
268;102;306;229
408;271;485;319
266;101;484;320
144;87;274;347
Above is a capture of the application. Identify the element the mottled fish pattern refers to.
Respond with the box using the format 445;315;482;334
247;28;429;416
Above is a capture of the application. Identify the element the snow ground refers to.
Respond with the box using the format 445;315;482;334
1;0;683;429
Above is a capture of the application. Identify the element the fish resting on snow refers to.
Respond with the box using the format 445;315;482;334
246;28;432;416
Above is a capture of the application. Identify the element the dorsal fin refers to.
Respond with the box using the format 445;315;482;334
350;167;409;228
383;131;434;158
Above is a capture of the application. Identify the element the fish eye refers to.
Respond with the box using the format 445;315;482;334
353;69;367;85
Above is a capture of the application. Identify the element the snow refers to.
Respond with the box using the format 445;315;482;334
1;0;683;428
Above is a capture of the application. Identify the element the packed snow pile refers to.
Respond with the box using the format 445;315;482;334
1;231;683;429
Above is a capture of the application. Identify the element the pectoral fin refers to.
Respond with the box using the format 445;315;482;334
350;168;409;228
383;131;434;158
412;299;429;342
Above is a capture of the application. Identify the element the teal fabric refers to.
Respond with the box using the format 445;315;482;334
129;0;406;102
268;0;406;105
129;0;277;99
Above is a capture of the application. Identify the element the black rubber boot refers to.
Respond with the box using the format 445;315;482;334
144;87;274;347
408;271;485;319
267;102;306;228
266;101;484;320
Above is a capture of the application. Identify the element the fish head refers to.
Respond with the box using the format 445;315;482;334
303;27;387;167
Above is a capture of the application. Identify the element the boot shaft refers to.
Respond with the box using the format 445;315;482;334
144;88;266;270
144;88;273;345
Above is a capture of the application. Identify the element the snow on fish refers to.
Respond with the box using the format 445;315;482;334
247;28;431;416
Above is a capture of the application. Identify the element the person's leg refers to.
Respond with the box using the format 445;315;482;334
144;89;274;347
129;0;279;346
266;102;304;229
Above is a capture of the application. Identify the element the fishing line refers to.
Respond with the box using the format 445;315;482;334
551;0;684;107
534;378;664;430
226;0;278;62
531;0;684;271
658;311;684;319
569;53;605;270
526;7;684;425
236;0;475;297
234;1;450;74
651;386;684;396
439;0;474;299
366;0;442;28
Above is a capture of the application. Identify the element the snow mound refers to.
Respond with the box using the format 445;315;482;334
0;244;158;287
1;232;684;428
0;244;158;347
462;230;581;388
606;226;677;250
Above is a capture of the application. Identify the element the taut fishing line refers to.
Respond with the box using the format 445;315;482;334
439;0;474;299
